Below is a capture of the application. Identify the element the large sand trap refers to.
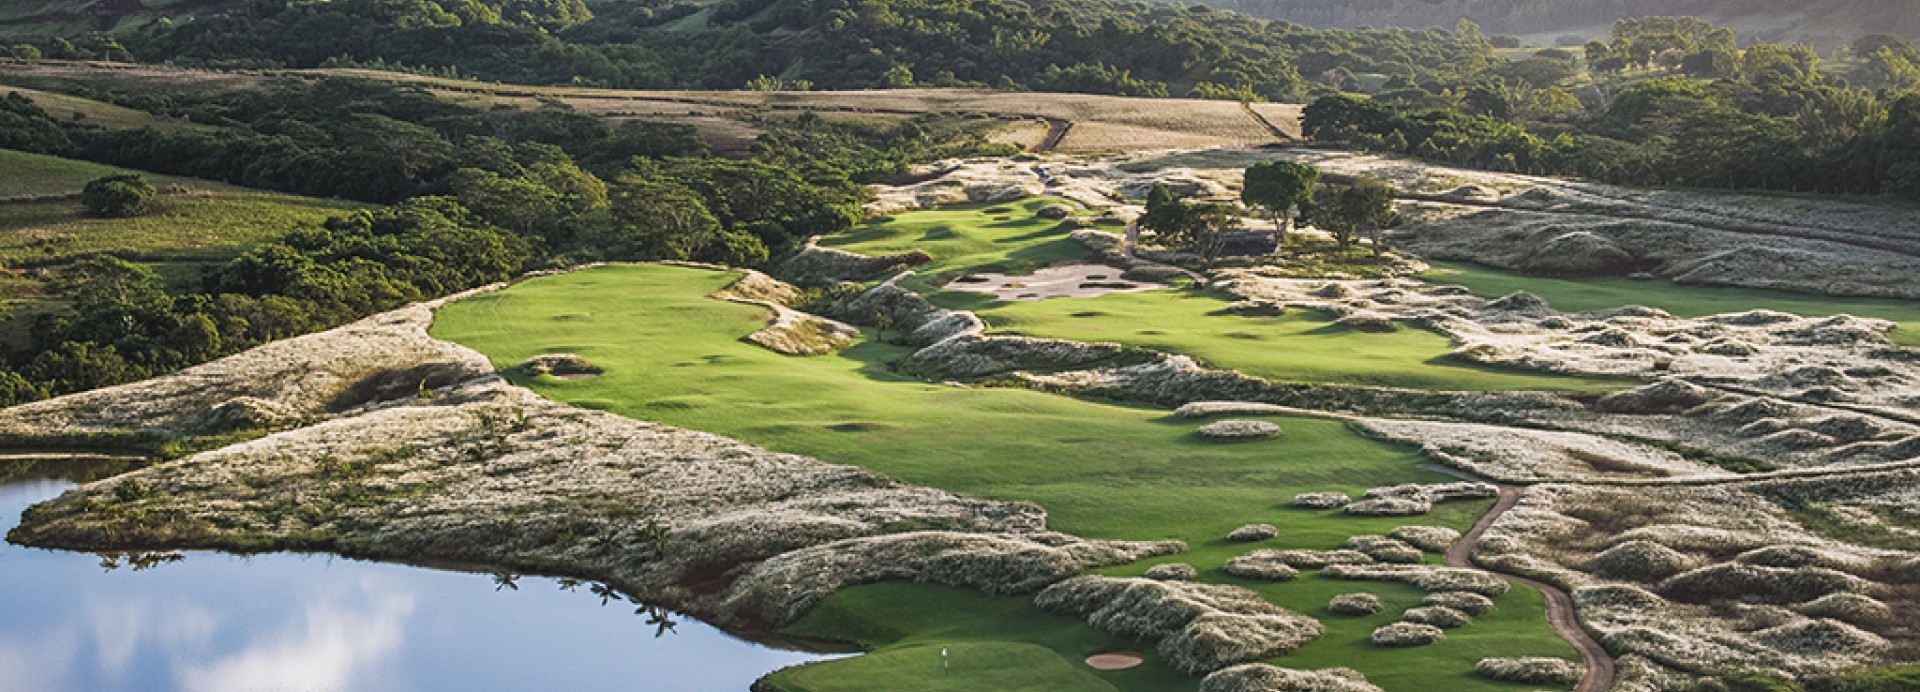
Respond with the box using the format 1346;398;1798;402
946;263;1167;300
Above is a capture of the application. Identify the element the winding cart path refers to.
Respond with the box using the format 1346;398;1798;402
1448;487;1617;692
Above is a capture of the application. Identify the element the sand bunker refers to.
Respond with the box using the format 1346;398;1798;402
1085;651;1145;670
947;263;1168;300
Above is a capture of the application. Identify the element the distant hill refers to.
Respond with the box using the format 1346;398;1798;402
1193;0;1916;48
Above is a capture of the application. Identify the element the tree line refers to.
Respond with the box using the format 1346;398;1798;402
0;79;1014;407
1303;20;1920;198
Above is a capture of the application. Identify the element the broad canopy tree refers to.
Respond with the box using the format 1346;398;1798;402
1308;177;1398;258
1240;161;1318;244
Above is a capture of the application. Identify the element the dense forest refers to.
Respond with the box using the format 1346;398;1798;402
1303;24;1920;197
11;0;1502;100
0;78;1012;412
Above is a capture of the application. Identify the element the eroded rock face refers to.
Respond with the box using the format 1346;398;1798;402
5;294;1178;631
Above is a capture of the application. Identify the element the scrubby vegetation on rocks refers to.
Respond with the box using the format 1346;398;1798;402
1291;492;1352;509
517;353;601;377
1328;593;1385;616
1323;564;1513;596
1424;592;1496;617
1793;593;1893;625
1199;664;1383;692
1147;562;1200;581
1474;657;1583;685
1229;524;1280;542
1197;420;1283;440
1224;551;1303;582
1390;526;1461;553
1034;576;1325;674
1344;535;1424;563
1402;605;1472;629
1587;540;1700;582
1370;622;1445;647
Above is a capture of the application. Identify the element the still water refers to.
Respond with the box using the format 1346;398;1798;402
0;462;841;692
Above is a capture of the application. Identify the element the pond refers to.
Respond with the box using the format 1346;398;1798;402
0;458;843;692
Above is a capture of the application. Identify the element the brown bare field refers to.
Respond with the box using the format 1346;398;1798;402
0;61;1305;153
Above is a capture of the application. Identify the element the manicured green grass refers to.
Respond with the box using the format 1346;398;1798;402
820;197;1089;294
973;288;1627;392
433;264;1576;691
1426;261;1920;348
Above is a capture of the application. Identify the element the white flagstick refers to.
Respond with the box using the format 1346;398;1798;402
941;647;949;673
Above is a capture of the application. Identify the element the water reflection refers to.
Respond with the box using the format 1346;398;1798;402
0;460;843;692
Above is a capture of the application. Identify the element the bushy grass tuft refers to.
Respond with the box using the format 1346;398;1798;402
1473;657;1583;685
1328;593;1384;616
1370;622;1445;647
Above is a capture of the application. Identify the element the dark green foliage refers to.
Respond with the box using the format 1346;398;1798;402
0;92;74;156
1139;184;1240;263
80;174;157;218
1241;161;1318;241
1307;177;1396;256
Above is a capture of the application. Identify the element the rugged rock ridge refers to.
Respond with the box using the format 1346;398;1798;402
4;278;1178;631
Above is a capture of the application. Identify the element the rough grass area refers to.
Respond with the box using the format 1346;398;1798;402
1425;261;1920;348
3;87;215;135
0;150;364;293
433;264;1576;691
976;288;1626;392
819;197;1090;294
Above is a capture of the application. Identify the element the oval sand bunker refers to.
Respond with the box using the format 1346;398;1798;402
1085;651;1145;670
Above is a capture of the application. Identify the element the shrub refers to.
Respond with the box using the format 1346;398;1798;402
1035;576;1324;674
1328;593;1384;616
1224;551;1302;581
1228;524;1278;542
1198;420;1282;440
1751;619;1889;656
1389;525;1460;552
1402;605;1470;628
1345;535;1423;563
1290;492;1350;509
1200;664;1383;692
1474;657;1583;685
1343;497;1430;516
1146;562;1199;581
1793;593;1893;624
1264;549;1374;569
1660;563;1868;604
1423;591;1494;616
1324;564;1511;596
1370;622;1444;647
1588;540;1698;582
82;173;157;218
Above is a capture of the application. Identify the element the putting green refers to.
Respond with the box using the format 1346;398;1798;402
1426;261;1920;348
432;263;1575;691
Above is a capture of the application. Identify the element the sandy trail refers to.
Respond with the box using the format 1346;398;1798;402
1449;486;1617;692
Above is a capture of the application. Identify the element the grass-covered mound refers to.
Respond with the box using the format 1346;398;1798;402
1425;261;1920;348
433;263;1577;691
975;288;1626;392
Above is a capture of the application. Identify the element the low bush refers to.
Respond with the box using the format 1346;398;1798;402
1389;525;1460;552
1228;524;1279;542
1474;657;1583;685
1588;539;1698;582
1290;492;1350;509
1328;593;1383;616
1370;622;1444;647
1794;593;1892;624
1198;420;1282;440
82;173;156;217
1225;551;1302;581
1345;535;1423;563
1402;605;1471;628
1423;591;1495;616
1200;664;1383;692
1146;562;1199;581
1323;564;1512;596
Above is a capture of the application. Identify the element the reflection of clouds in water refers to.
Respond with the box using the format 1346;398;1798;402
85;597;219;677
0;627;80;692
176;578;416;692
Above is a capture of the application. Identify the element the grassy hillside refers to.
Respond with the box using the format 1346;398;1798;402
0;148;364;332
433;263;1577;692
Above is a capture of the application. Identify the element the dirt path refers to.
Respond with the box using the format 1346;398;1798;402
1033;119;1073;153
1450;487;1616;692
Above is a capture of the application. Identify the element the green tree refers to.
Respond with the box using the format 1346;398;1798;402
1309;178;1397;256
882;64;914;89
81;174;156;218
1240;161;1318;244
